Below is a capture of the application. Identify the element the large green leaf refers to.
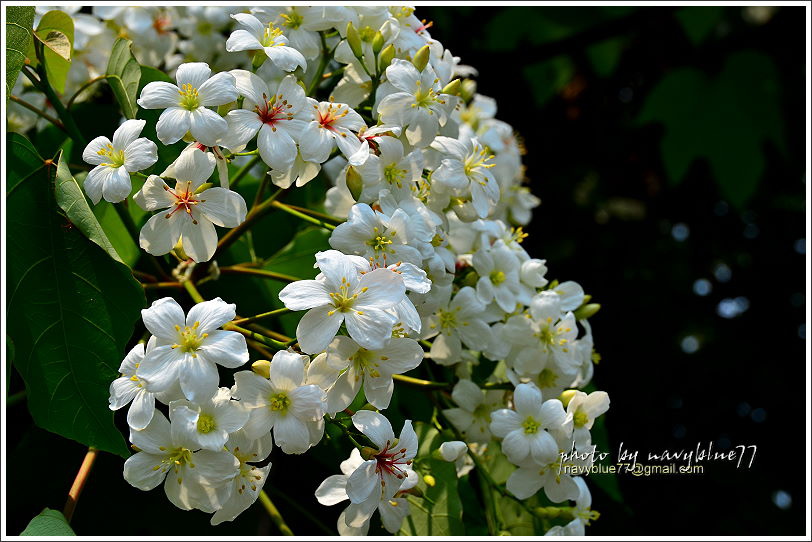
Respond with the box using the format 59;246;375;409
20;508;75;536
399;422;464;535
6;133;144;457
106;38;141;119
54;152;124;264
5;6;35;99
638;51;785;208
34;10;74;93
92;200;141;267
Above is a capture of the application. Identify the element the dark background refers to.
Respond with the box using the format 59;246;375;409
6;5;807;536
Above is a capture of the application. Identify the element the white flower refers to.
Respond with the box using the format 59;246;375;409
489;383;571;466
232;350;325;454
137;62;237;146
170;387;250;451
473;240;521;313
269;152;321;189
442;379;504;444
430;136;500;219
222;71;308;171
123;410;239;512
210;430;274;525
226;13;306;72
377;59;456;148
251;6;341;60
324;335;423;412
329;203;428;266
82;119;157;204
421;286;493;365
299;99;368;165
108;338;181;430
137;297;249;402
342;411;418;528
315;447;418;535
505;453;585;503
566;390;610;448
135;147;247;262
438;440;468;462
278;250;405;354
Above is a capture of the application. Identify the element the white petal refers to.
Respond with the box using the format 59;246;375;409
176;62;212;90
225;28;263;52
155;107;191;145
123;137;158;172
181;216;218;263
198;72;237;106
344;308;395;351
134;175;173;210
82;136;113;165
83;166;107;204
279;280;331;311
501;430;531;464
345;459;378;503
514;383;544;419
174;147;217;184
129;410;172;453
506;468;543;500
451;379;483;412
296;305;343;355
232;370;273;407
137;81;181;109
489;409;522;438
257;124;297;171
355;269;406;310
198;187;247;227
352;410;394;450
273;414;311;454
315;474;349;506
266;45;307;72
190;107;229;147
200;330;248;368
102;166;132;203
139;210;184;256
187;297;236;333
223;109;262;149
180;357;220;402
141;297;186;339
113;119;147;149
289;385;325;421
127;390;155;430
269;350;306;390
123;452;167;490
397;419;418;458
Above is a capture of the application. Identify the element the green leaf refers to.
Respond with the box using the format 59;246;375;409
588;415;623;503
5;6;35;99
54;152;124;264
106;38;141;119
400;422;464;535
6;336;15;394
524;55;575;106
35;29;70;61
586;37;625;77
35;10;74;93
638;51;785;208
6;133;145;457
676;6;724;45
20;508;76;536
92;200;141;267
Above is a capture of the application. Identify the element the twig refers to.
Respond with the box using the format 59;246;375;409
9;94;66;131
219;266;300;283
258;490;294;536
142;281;183;289
270;200;336;231
230;155;262;189
231;307;290;326
67;75;107;109
63;447;98;523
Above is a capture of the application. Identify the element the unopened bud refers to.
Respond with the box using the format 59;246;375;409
441;78;461;96
559;389;578;408
251;51;266;70
582;294;592;304
437;441;468;462
378;44;395;71
573;303;601;320
461;78;477;102
423;474;436;487
252;360;271;379
346;22;363;59
371;31;385;55
411;44;430;72
345;165;363;201
360;446;378;461
172;239;189;261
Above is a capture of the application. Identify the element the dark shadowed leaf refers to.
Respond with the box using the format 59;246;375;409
5;6;35;99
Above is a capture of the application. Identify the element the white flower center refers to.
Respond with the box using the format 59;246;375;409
164;180;203;224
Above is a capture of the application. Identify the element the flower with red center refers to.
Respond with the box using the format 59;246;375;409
134;147;247;262
221;71;308;171
344;410;417;528
299;98;369;166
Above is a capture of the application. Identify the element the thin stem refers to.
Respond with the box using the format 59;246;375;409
63;447;98;523
307;32;332;96
132;269;158;282
258;490;294;536
219;265;301;283
270;200;336;230
7;390;27;407
392;373;450;390
230;155;262;189
142;281;183;289
182;278;206;303
216;191;279;255
231;307;290;326
30;43;87;147
9;94;66;130
282;203;344;225
67;75;107;109
326;417;366;450
252;173;271;210
224;322;291;350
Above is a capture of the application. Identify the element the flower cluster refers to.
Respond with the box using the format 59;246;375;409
77;5;614;535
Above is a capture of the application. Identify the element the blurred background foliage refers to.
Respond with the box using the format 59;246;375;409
5;5;807;537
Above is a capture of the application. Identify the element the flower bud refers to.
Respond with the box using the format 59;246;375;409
582;294;592;304
360;446;378;461
172;239;189;261
345;165;363;201
423;474;436;487
378;44;395;71
558;389;578;408
252;359;271;379
346;22;363;59
251;50;266;70
372;31;385;55
573;303;601;320
441;78;461;96
411;44;430;72
461;78;477;102
437;441;468;462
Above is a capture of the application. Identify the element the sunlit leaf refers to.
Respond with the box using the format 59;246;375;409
5;6;35;99
106;38;141;119
20;508;75;536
